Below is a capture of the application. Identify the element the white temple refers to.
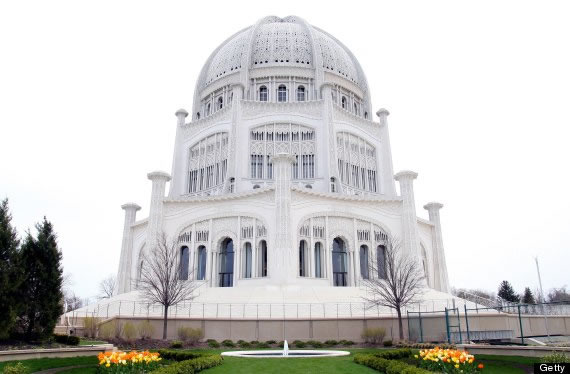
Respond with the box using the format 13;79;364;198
112;15;452;309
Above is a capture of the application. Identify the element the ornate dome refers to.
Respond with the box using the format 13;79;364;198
193;16;370;108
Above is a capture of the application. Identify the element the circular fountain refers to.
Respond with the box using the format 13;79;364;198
221;341;350;358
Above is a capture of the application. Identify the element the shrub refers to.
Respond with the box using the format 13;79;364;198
309;340;324;348
339;339;354;346
361;327;386;345
170;340;183;348
98;323;114;339
383;340;393;347
138;320;155;339
53;333;79;346
324;339;338;346
293;340;306;348
249;340;259;345
2;362;28;374
113;320;123;339
266;340;277;345
123;322;137;342
256;342;270;348
66;335;80;346
541;352;569;363
354;353;431;374
221;339;235;347
177;327;203;345
207;339;220;348
374;348;412;360
83;317;98;338
99;323;113;339
239;341;251;348
157;349;204;361
278;341;284;348
395;342;456;350
149;355;223;374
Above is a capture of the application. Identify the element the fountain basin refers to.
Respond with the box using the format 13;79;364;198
221;350;350;358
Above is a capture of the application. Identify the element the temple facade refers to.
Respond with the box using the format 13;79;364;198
115;15;451;301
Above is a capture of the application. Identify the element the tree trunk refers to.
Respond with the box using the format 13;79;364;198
396;306;404;341
162;305;168;340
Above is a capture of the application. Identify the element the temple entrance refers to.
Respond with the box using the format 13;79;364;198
219;238;234;287
332;237;348;286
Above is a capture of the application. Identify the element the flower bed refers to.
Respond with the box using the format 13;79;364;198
354;347;485;373
416;347;484;373
97;350;161;372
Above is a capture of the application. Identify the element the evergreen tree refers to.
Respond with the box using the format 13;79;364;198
522;287;535;304
0;199;22;339
498;280;520;303
17;218;64;341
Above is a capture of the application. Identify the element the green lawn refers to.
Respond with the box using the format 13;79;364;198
475;354;538;374
0;349;539;374
0;356;98;373
204;349;378;374
79;340;108;346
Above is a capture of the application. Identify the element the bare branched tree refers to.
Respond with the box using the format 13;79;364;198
361;237;425;340
137;233;200;339
98;275;117;300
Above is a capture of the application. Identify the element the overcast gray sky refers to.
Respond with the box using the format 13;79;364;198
1;0;569;301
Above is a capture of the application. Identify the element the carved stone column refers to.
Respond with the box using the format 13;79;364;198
116;203;141;294
424;202;450;293
394;171;421;261
271;152;295;284
147;171;171;250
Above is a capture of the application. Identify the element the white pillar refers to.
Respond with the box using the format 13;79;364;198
271;152;295;284
424;202;450;293
394;171;421;262
376;109;396;196
116;203;141;294
147;171;171;250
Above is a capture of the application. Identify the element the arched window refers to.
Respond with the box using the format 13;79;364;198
330;177;336;193
278;85;287;102
359;245;369;279
297;85;305;101
229;177;235;193
197;246;206;280
364;112;368;119
305;184;312;189
179;246;189;280
218;97;223;109
219;238;234;287
243;242;252;278
299;240;308;276
259;240;268;277
206;103;211;115
253;184;260;189
259;86;268;101
341;96;347;109
332;238;348;286
377;245;387;279
314;242;323;278
196;112;200;120
354;103;359;115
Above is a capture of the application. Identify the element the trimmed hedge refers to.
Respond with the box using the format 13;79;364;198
395;342;456;350
53;334;79;346
374;348;412;360
150;355;222;374
157;349;205;361
354;353;432;374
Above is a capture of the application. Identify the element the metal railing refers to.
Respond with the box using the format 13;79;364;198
64;296;494;326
